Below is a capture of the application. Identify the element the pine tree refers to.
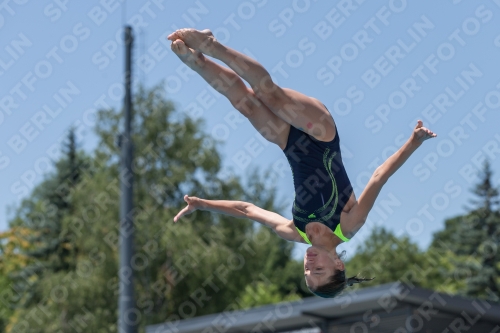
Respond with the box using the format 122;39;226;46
5;128;90;313
462;160;500;301
428;161;500;300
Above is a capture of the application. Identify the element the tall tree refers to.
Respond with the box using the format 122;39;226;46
430;161;500;301
462;161;500;300
6;129;89;311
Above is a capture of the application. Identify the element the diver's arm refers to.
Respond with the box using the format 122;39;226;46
174;195;305;243
342;121;436;238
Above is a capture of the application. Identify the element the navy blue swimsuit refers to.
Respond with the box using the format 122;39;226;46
283;125;353;239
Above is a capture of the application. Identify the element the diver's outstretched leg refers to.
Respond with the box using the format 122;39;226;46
168;29;336;142
170;39;290;149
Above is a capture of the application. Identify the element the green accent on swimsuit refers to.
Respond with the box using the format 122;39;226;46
334;224;350;242
295;225;350;245
296;227;311;244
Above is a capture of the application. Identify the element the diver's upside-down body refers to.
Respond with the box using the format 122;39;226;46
168;28;437;298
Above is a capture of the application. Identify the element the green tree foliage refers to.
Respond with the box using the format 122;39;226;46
346;228;424;286
237;281;300;309
349;161;499;300
345;227;464;293
13;129;88;294
1;86;303;332
430;161;500;301
0;226;36;332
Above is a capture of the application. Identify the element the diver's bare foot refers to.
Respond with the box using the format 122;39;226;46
168;28;218;57
170;39;205;69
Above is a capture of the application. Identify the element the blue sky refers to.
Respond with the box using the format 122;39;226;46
1;0;499;260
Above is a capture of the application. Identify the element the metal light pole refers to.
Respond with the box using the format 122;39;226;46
119;25;137;333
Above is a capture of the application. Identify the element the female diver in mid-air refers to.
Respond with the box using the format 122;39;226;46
168;29;437;298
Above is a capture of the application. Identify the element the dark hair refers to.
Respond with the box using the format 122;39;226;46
308;270;374;298
306;250;374;298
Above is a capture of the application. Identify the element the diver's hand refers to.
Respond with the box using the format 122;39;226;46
410;120;437;147
173;195;204;222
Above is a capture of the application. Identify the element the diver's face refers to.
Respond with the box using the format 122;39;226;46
303;246;341;289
